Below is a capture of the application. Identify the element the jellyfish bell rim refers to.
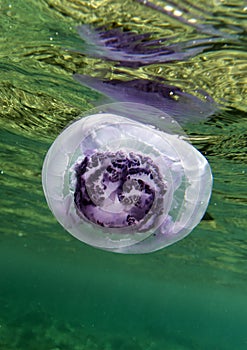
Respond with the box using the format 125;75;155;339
42;102;213;254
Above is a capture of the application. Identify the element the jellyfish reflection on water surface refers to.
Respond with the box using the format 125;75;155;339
74;75;218;125
74;25;219;125
42;103;212;254
77;25;220;68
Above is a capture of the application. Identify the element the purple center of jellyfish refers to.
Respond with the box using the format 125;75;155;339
74;151;165;229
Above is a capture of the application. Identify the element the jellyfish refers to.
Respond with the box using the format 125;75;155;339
74;75;218;125
42;102;212;254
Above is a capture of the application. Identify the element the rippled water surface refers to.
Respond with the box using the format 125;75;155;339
0;0;247;349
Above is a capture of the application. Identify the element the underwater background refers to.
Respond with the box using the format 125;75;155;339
0;0;247;349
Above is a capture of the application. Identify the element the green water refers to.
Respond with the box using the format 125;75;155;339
0;0;247;349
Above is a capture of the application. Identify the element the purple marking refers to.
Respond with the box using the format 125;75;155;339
74;151;165;230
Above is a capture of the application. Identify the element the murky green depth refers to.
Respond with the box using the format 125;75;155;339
0;0;247;349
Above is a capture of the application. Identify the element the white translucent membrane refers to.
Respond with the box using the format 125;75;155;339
42;102;212;254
